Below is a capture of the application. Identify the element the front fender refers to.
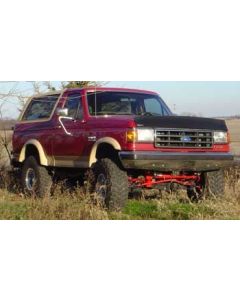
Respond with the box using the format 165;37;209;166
89;137;121;167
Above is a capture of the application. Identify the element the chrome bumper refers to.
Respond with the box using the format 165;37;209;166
119;151;234;172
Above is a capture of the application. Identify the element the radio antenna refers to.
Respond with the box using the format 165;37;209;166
94;83;97;116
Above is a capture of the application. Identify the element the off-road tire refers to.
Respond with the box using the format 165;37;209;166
205;170;225;198
21;156;52;198
87;158;128;211
187;170;225;202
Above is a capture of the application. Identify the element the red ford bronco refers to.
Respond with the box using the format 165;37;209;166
12;87;233;210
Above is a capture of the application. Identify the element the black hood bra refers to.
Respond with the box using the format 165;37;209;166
134;115;228;131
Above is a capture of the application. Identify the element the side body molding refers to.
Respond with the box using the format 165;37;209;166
19;139;49;166
89;137;121;167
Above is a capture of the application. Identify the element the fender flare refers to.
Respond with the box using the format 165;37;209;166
19;139;49;166
89;137;121;167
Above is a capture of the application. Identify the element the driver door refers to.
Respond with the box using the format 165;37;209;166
52;90;88;168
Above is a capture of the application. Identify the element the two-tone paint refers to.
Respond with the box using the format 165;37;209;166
12;87;233;172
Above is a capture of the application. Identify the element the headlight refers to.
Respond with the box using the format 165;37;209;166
137;128;154;142
213;131;228;144
126;128;154;143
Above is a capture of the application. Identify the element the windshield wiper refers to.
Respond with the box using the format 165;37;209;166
95;112;134;116
138;112;162;116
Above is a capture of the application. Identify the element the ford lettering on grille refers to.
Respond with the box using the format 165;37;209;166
155;129;213;148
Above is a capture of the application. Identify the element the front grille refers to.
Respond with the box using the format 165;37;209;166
155;129;213;148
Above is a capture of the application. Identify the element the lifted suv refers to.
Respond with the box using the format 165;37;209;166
12;87;233;210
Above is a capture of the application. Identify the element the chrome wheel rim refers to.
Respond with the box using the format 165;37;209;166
95;173;107;203
25;168;36;191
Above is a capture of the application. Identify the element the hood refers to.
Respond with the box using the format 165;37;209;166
134;115;228;131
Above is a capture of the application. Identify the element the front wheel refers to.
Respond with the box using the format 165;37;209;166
87;158;129;211
21;156;52;198
187;170;225;202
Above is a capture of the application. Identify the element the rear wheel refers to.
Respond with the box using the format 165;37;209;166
187;170;225;202
21;156;52;198
87;158;128;211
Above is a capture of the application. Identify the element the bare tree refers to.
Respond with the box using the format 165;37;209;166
0;91;16;168
0;106;11;162
62;81;98;88
0;82;28;168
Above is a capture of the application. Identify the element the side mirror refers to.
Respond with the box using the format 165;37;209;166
56;108;69;117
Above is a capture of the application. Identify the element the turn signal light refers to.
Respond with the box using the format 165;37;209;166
126;130;137;143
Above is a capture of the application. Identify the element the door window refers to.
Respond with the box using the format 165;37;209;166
64;93;83;119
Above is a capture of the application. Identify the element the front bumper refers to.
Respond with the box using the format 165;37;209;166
119;151;234;172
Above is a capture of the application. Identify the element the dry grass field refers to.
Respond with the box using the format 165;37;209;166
0;175;240;220
0;119;239;220
0;130;12;168
226;119;240;155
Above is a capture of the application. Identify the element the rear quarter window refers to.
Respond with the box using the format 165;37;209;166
22;95;60;121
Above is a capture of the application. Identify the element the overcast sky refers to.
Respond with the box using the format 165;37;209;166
0;81;240;118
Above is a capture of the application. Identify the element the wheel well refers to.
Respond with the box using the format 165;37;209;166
96;143;122;167
25;145;40;164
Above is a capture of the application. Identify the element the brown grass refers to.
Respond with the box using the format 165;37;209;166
0;167;239;220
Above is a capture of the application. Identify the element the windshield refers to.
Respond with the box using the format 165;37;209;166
87;91;172;116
